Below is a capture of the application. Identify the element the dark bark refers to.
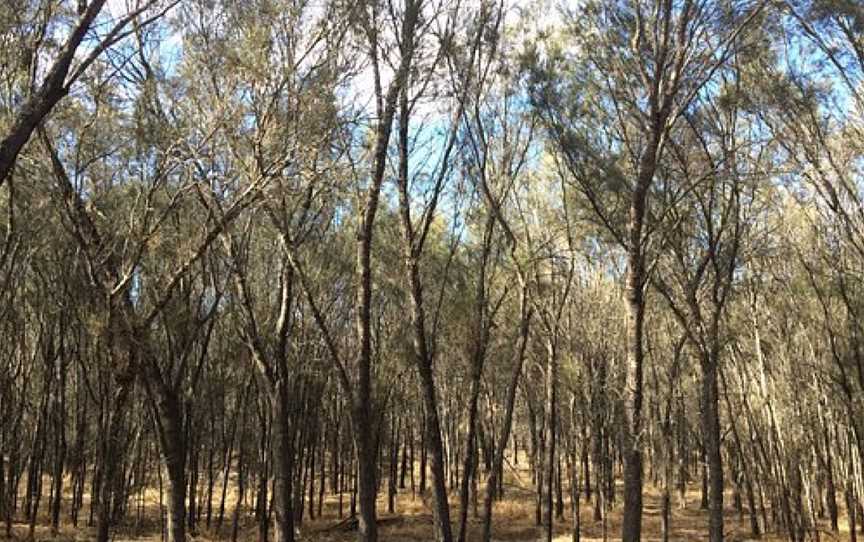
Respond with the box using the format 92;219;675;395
205;424;216;529
569;451;580;542
545;341;557;542
722;367;759;538
417;366;454;542
458;215;495;542
621;235;647;542
388;417;398;514
230;432;246;542
353;401;379;542
187;427;199;535
152;387;187;542
95;373;134;542
0;0;109;187
621;128;662;541
400;429;409;491
272;386;296;542
702;357;724;542
346;3;421;537
824;424;839;532
481;283;531;542
50;353;67;535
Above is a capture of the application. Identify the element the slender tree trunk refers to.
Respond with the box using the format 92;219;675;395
417;365;454;542
154;388;187;542
272;386;296;542
308;426;317;521
50;357;67;535
217;425;235;531
255;423;269;542
345;2;421;537
457;216;494;542
353;398;379;542
621;255;646;542
481;284;531;542
96;373;134;542
420;417;427;495
0;435;5;536
187;427;199;535
318;429;325;519
620;87;670;541
388;417;398;514
545;341;557;542
824;424;839;532
230;436;246;542
622;222;647;542
570;451;580;542
457;357;483;542
205;432;215;529
702;351;724;542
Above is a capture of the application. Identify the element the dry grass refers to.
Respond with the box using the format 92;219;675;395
4;466;853;541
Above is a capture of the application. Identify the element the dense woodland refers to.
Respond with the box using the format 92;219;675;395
1;0;864;541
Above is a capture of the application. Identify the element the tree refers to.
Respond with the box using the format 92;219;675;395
532;1;766;537
0;0;177;186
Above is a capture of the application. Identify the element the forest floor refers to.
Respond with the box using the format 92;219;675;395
4;468;852;541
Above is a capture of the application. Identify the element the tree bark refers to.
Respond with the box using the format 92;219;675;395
545;341;557;542
0;0;109;187
353;400;379;542
621;233;647;542
621;130;660;541
702;355;724;542
272;386;296;542
95;374;134;542
481;283;531;542
153;387;187;542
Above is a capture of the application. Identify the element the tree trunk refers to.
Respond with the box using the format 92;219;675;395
0;0;109;187
154;389;187;542
824;425;838;532
621;263;646;542
50;357;67;535
353;398;379;542
272;386;296;542
457;357;483;542
545;341;557;542
621;211;647;542
388;417;398;515
481;284;531;542
418;365;454;542
702;357;724;542
187;426;199;535
570;452;580;542
96;374;134;542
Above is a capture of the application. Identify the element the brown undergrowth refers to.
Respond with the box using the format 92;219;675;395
3;469;852;541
